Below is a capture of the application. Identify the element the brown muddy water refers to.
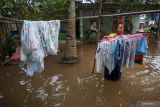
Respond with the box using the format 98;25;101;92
0;41;160;107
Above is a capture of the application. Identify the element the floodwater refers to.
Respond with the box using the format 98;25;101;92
0;41;160;107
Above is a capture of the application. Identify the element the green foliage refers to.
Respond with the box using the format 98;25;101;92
0;0;68;20
116;0;160;12
40;0;68;20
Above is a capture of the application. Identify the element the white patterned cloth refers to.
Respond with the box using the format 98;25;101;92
20;20;60;76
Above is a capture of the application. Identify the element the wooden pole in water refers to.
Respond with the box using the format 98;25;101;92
92;52;96;73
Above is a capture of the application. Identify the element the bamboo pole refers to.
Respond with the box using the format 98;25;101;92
77;10;160;19
0;16;23;22
0;20;19;24
1;9;160;21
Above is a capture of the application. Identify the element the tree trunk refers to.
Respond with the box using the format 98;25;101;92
61;0;78;64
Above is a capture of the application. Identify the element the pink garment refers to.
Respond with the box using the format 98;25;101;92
10;47;20;61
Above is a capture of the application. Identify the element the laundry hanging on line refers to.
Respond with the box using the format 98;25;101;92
95;33;148;75
20;20;60;76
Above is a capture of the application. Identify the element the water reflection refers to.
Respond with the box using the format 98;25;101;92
0;93;4;99
19;75;69;107
77;75;105;106
126;41;160;93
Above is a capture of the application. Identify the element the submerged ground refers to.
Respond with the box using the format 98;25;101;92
0;41;160;107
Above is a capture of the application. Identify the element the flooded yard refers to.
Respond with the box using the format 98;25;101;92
0;42;160;107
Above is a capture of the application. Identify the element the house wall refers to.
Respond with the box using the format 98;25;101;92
131;15;140;34
80;9;141;35
81;9;92;32
81;9;113;34
102;10;113;34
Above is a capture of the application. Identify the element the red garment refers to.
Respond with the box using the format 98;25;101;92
10;47;20;61
118;29;123;36
118;18;124;24
135;55;144;60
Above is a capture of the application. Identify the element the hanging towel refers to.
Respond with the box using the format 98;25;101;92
20;20;60;76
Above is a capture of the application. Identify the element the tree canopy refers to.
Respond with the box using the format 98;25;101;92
117;0;160;12
0;0;68;20
0;0;160;20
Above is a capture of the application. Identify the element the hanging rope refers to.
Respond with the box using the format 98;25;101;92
0;9;160;23
0;16;23;23
0;20;19;24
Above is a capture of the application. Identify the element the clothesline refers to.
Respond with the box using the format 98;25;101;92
0;16;23;22
0;20;20;24
0;16;76;23
0;9;160;23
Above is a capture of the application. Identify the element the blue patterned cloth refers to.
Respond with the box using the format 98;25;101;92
20;20;60;76
136;38;148;55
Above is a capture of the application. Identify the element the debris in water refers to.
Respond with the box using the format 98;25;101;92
50;76;59;85
0;95;4;99
143;87;154;92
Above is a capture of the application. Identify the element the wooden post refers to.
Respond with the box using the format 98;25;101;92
98;0;102;39
80;9;84;43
